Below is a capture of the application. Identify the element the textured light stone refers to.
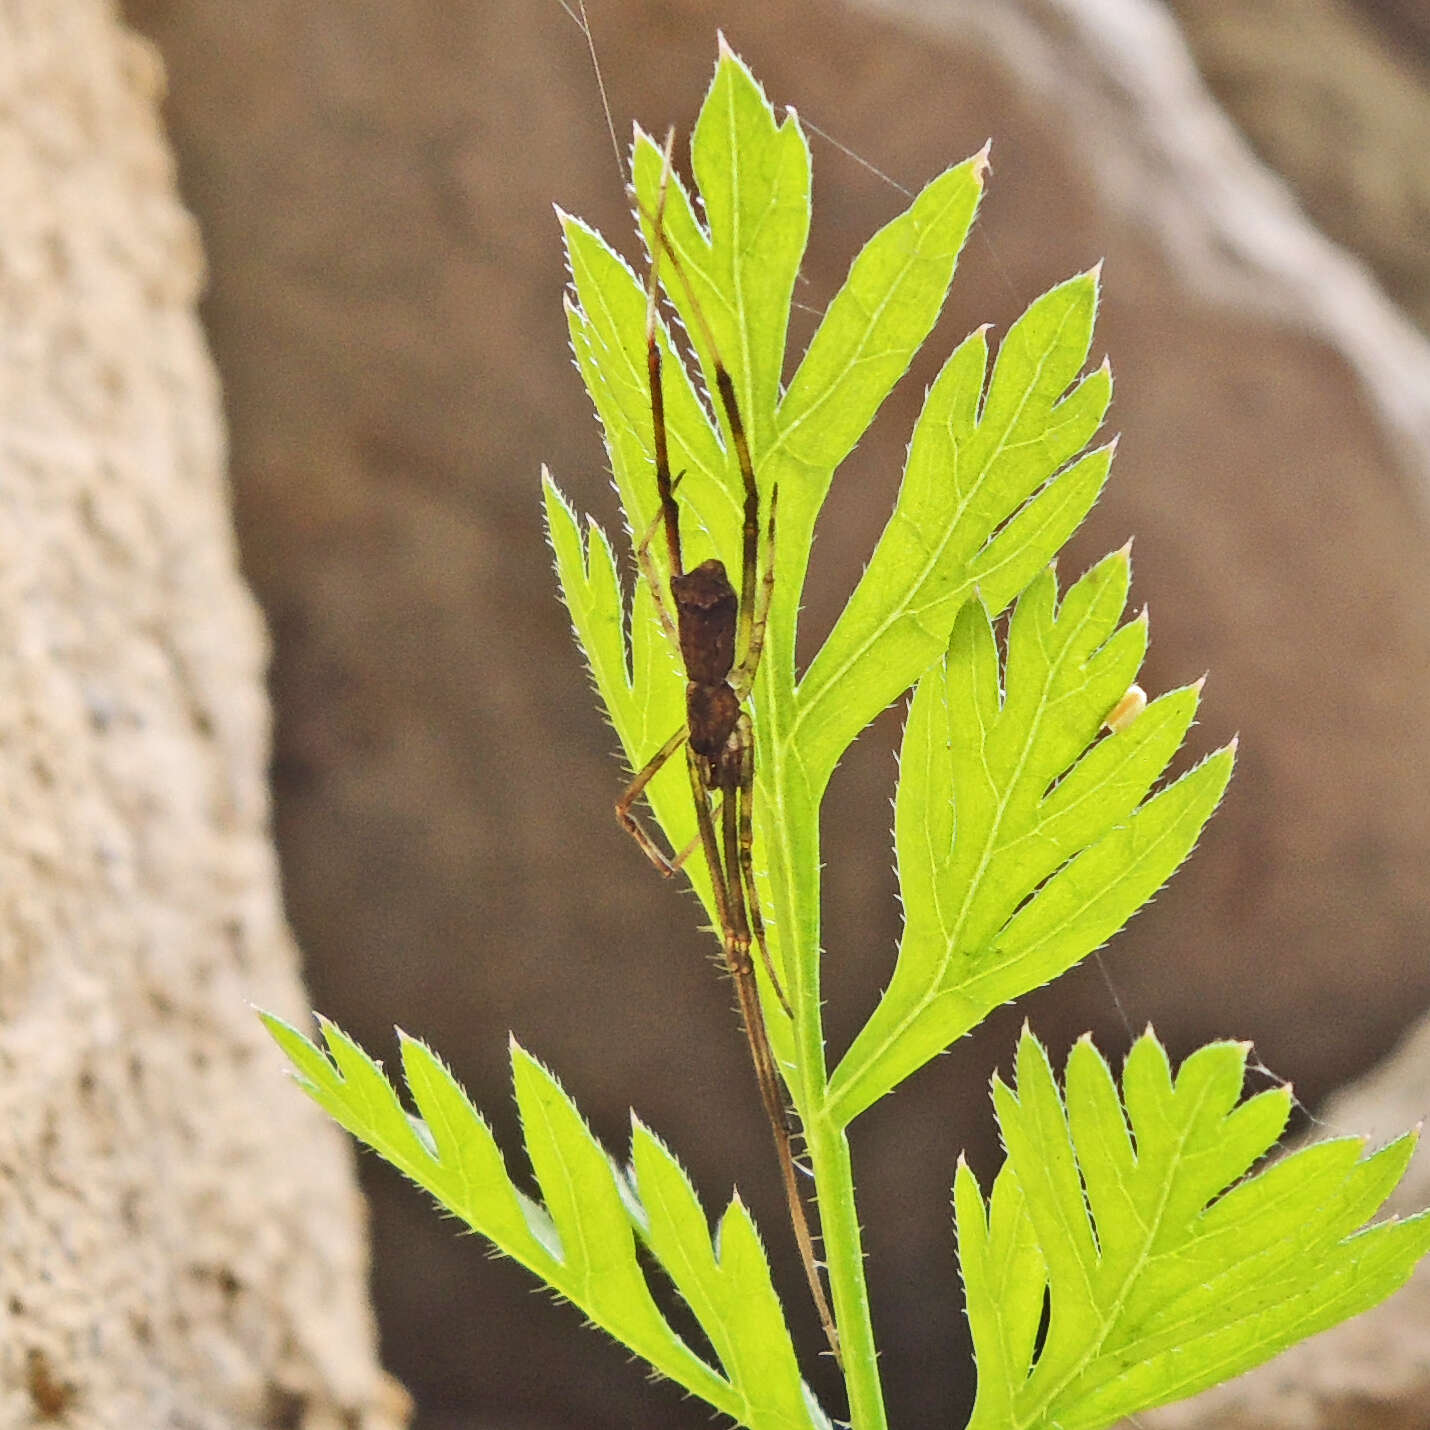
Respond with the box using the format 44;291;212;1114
0;3;405;1425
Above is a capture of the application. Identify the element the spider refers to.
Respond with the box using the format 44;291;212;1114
613;131;840;1363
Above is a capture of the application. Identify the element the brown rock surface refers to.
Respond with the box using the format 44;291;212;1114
1168;0;1430;333
0;3;404;1426
121;0;1430;1425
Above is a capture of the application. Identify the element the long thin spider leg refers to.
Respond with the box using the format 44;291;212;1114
686;745;742;966
686;760;777;1126
645;127;683;579
732;745;791;1017
615;726;689;874
634;499;680;652
717;762;754;977
701;753;840;1365
714;359;761;669
639;191;764;651
773;1104;842;1367
664;822;703;874
730;482;777;699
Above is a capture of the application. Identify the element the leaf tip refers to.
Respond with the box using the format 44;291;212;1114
627;120;651;172
255;1007;300;1044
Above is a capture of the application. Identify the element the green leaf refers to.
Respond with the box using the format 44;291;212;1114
958;1028;1430;1430
560;203;733;574
795;273;1111;794
629;1120;831;1430
555;42;995;1070
634;42;810;458
259;1013;825;1430
956;1154;1046;1425
627;78;986;655
775;154;987;490
568;53;989;776
827;555;1232;1126
543;474;639;738
541;471;691;845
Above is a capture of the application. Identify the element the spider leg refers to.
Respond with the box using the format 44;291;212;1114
645;127;684;580
700;746;840;1365
615;725;689;874
664;822;703;874
712;359;761;670
634;499;681;652
640;172;769;688
685;744;742;962
730;482;777;700
732;740;791;1016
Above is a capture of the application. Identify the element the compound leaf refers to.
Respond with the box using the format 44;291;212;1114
795;273;1111;794
629;1120;831;1430
265;37;1430;1430
260;1014;825;1430
827;554;1232;1126
775;154;986;506
958;1028;1430;1429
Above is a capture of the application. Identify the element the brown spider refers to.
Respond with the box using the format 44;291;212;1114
613;130;840;1363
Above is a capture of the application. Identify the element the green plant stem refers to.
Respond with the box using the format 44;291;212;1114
805;1108;885;1430
767;737;887;1430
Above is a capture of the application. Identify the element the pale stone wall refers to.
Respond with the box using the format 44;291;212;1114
0;3;404;1425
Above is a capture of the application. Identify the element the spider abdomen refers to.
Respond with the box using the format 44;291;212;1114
686;680;741;766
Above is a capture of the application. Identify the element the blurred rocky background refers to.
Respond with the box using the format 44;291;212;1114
0;3;402;1425
101;0;1430;1425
